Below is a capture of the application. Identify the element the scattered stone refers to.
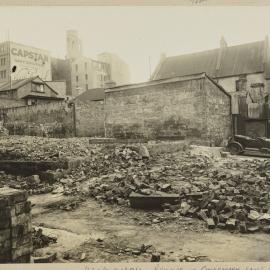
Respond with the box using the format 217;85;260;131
33;252;57;263
206;218;215;229
151;252;161;262
80;253;86;261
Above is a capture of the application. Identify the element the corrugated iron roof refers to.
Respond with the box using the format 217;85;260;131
75;88;105;102
0;77;37;92
154;40;266;80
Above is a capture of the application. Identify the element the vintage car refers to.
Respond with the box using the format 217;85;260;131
227;135;270;155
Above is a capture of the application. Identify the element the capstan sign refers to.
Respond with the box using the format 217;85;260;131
10;42;52;81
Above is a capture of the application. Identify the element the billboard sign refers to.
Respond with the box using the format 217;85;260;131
10;42;52;81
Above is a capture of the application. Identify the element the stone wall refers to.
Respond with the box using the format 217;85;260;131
205;78;232;146
0;187;32;263
105;76;231;145
1;101;75;137
75;99;105;137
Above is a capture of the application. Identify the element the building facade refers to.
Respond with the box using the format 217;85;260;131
0;41;52;85
51;30;131;97
97;52;130;86
51;30;111;97
151;37;270;138
70;56;110;97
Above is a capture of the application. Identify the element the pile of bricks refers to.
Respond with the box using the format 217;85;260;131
0;187;32;263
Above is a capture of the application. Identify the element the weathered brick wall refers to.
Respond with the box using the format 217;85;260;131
0;98;25;109
1;101;75;137
0;187;32;263
205;79;232;146
75;99;105;137
105;78;208;141
105;77;231;145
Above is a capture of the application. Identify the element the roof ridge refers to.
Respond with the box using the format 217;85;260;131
165;39;264;60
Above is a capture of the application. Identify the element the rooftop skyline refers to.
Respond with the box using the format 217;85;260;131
0;6;270;83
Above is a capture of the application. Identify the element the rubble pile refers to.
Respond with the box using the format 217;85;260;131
0;173;54;195
81;145;270;234
0;136;97;161
176;158;270;233
32;228;57;250
86;150;212;206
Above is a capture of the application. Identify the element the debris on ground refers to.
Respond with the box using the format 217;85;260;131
33;252;57;263
2;136;270;235
32;228;57;250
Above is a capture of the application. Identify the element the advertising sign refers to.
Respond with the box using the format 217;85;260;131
10;42;52;81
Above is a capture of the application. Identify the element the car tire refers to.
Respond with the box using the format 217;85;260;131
228;144;243;155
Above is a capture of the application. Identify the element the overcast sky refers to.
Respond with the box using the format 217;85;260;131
0;6;269;83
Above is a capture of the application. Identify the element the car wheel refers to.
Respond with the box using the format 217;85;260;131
228;144;242;155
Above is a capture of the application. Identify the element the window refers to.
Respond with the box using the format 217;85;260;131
85;62;87;69
75;64;78;72
32;83;45;93
85;74;88;80
0;70;6;79
86;84;88;90
76;76;79;82
236;76;247;92
0;58;5;66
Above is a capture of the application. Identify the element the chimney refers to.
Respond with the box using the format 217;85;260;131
263;35;269;64
160;53;166;62
220;36;228;48
216;36;228;77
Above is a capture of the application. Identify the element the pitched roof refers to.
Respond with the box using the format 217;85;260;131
153;40;267;80
0;77;36;92
0;76;59;95
75;88;105;102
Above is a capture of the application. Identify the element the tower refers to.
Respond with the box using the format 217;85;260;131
66;30;82;59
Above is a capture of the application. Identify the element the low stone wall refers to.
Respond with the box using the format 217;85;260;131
0;187;32;263
1;101;75;138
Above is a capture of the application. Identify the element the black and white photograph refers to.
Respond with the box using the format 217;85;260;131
1;0;270;265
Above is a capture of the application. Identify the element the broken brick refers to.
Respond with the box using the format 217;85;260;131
226;219;237;230
206;218;215;229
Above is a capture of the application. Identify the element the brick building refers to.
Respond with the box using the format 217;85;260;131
52;30;131;97
105;73;231;146
97;52;130;86
151;37;270;138
0;41;51;84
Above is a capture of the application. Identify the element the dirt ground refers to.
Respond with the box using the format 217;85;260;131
30;193;270;263
28;145;270;263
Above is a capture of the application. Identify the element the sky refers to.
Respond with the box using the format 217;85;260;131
0;6;270;83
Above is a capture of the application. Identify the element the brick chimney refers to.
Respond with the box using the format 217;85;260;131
220;36;228;48
150;53;167;81
216;36;228;77
263;35;269;64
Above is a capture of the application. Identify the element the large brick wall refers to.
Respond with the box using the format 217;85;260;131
75;99;105;137
0;187;32;263
1;101;75;137
205;79;232;146
105;75;231;145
